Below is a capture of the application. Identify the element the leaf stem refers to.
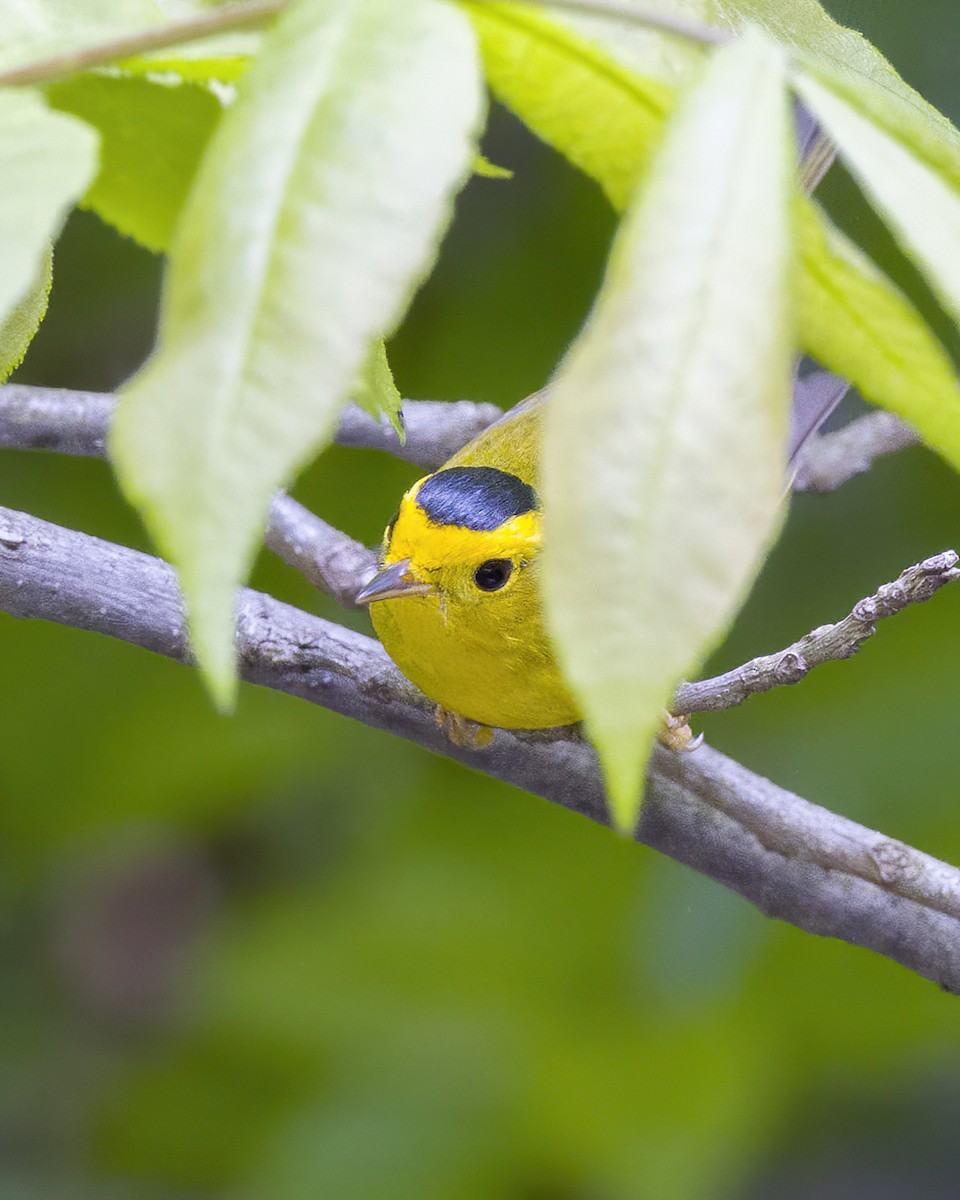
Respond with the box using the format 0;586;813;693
468;0;730;48
0;0;285;89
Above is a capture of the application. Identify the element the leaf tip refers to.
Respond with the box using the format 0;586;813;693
589;725;651;837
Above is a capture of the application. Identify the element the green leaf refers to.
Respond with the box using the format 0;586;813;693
714;0;960;188
0;90;97;336
542;30;793;832
719;0;960;457
796;73;960;333
468;0;960;495
463;0;672;210
0;248;52;381
797;196;960;469
531;0;707;87
473;153;512;179
110;0;483;708
48;72;223;254
352;341;403;439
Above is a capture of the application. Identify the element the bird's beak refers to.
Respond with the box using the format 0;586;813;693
355;559;434;604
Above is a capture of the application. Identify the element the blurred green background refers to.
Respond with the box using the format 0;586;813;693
2;3;960;1196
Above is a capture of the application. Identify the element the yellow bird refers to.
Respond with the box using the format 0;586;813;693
356;391;579;732
357;373;843;744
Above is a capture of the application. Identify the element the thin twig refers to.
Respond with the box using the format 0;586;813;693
793;410;921;493
0;0;284;89
1;502;959;992
676;552;960;714
467;0;730;47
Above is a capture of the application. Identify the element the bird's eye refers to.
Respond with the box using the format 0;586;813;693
474;559;513;592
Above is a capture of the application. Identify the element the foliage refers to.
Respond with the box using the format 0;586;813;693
1;1;960;1195
0;0;958;827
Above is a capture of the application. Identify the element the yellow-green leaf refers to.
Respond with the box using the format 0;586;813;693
352;341;403;439
48;72;223;254
797;73;960;342
0;249;52;382
543;30;793;832
463;0;672;209
797;196;960;468
110;0;483;707
714;0;960;189
0;90;97;344
473;153;512;179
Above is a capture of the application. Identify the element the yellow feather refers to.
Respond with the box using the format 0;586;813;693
366;391;579;730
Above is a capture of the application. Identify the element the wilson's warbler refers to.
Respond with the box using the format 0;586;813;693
357;371;843;741
356;391;579;731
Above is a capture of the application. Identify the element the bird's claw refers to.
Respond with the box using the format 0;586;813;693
435;707;494;749
659;712;702;753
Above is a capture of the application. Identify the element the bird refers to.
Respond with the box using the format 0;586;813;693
354;390;579;738
355;369;846;742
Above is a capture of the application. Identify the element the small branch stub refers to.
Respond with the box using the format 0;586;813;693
676;552;960;714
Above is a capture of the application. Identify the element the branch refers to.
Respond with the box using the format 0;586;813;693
792;410;921;492
337;396;503;470
0;383;497;606
471;0;730;46
676;551;960;714
0;384;501;471
266;493;375;607
2;502;959;992
1;385;948;716
0;1;285;89
0;0;728;92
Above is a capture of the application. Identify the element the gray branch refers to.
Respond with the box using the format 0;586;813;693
266;493;375;608
0;384;951;719
0;383;494;605
675;551;960;714
1;502;959;993
0;381;926;499
0;383;502;471
792;410;921;492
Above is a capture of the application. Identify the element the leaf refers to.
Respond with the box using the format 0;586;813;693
473;153;512;179
526;0;707;87
469;0;960;496
796;196;960;469
0;90;97;336
542;30;793;832
0;248;52;381
351;341;403;439
796;73;960;333
110;0;483;707
713;0;960;189
48;72;224;254
463;0;672;210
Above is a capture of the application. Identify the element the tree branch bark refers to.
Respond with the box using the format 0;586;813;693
1;502;959;992
0;384;502;471
1;385;951;715
792;410;921;492
675;551;960;714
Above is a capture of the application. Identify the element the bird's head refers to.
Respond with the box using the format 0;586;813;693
355;465;541;607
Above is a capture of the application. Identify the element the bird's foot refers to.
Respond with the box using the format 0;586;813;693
435;707;494;749
658;712;703;753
